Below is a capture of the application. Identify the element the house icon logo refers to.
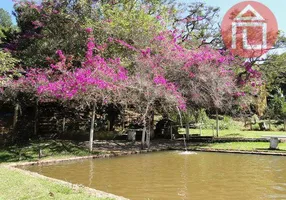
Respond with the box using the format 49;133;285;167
221;1;278;58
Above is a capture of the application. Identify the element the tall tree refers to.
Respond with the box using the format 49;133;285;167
0;8;13;28
260;53;286;94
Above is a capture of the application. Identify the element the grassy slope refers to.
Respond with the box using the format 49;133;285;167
180;128;286;138
0;166;113;200
191;142;286;152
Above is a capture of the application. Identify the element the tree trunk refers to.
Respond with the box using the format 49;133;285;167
268;119;271;131
145;110;154;150
150;111;154;139
185;123;190;140
216;109;219;137
107;120;111;131
146;128;151;149
122;105;127;130
141;125;146;150
62;117;66;134
145;117;151;149
284;119;286;132
89;104;96;152
108;112;116;131
185;111;190;140
13;102;20;138
34;99;39;136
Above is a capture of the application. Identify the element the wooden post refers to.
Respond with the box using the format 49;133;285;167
89;103;96;152
216;109;219;137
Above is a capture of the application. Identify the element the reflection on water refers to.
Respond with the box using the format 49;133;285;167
22;152;286;200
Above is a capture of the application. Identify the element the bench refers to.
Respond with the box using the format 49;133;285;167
262;135;286;149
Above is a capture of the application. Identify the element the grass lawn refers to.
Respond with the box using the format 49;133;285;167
0;166;113;200
179;128;286;138
190;142;286;152
0;140;98;163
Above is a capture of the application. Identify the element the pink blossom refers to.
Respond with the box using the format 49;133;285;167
115;39;137;51
141;47;151;57
154;75;167;85
32;20;44;28
156;15;162;20
85;28;93;33
52;10;59;14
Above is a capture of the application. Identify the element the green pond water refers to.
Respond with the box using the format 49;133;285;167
22;151;286;200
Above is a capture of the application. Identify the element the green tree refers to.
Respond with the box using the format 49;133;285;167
0;50;19;87
0;8;12;28
266;88;286;119
0;8;14;42
7;0;173;68
261;53;286;94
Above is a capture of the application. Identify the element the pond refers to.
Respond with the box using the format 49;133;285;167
22;151;286;200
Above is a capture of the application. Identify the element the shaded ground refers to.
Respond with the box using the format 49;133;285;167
0;140;98;163
86;140;184;152
0;139;184;163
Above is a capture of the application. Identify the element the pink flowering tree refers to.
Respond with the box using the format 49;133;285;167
96;37;187;149
132;31;260;136
107;29;261;144
122;61;186;149
33;30;128;151
135;31;236;108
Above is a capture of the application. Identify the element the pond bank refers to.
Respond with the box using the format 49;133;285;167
2;139;286;200
86;140;286;157
4;140;286;168
2;139;286;165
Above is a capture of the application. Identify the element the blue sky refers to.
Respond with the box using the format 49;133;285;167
1;0;286;32
178;0;286;33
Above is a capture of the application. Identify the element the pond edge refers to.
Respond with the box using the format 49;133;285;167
3;146;286;200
